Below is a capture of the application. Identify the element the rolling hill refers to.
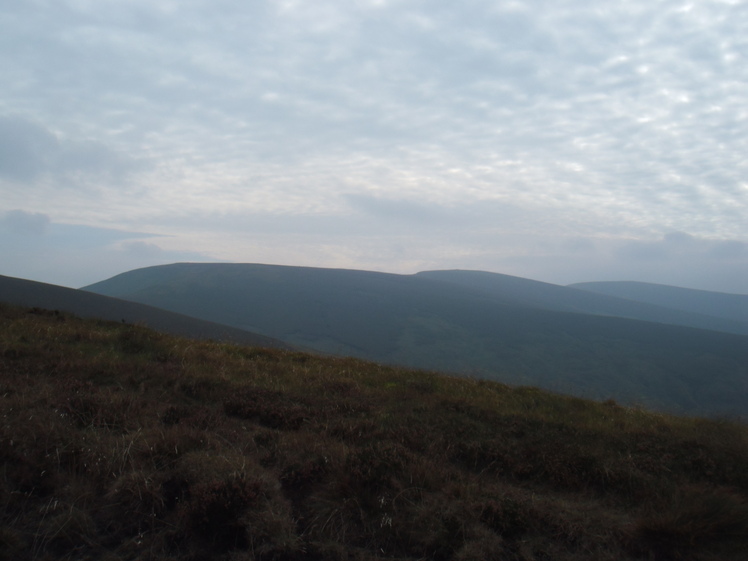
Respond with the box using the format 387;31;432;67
569;280;748;325
420;270;748;335
83;263;748;419
0;274;290;349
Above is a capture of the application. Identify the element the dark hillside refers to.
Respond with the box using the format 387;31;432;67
83;263;748;418
1;303;748;560
0;274;290;349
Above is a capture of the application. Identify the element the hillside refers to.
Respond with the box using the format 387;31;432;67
0;274;290;349
1;303;748;561
569;281;748;325
83;263;748;419
419;270;748;335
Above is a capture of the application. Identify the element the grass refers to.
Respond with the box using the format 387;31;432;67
1;302;747;560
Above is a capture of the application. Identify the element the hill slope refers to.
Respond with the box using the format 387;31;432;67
83;263;748;418
0;274;290;349
569;281;748;325
2;303;748;561
419;270;748;335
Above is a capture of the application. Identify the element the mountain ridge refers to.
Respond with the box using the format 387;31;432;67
569;280;748;324
417;269;748;335
82;263;748;418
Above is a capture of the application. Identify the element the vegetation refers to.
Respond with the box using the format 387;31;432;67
2;303;748;560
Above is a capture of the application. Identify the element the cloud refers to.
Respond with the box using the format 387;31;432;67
0;1;746;292
0;216;218;288
119;240;166;258
615;232;748;266
0;209;51;235
497;232;748;294
0;115;147;188
707;240;747;260
344;193;452;225
0;117;59;182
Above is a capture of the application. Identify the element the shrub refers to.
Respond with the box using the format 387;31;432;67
630;485;748;560
3;305;748;561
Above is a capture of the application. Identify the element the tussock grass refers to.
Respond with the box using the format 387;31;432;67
1;302;747;560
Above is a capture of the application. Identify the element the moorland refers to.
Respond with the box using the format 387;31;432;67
2;302;748;560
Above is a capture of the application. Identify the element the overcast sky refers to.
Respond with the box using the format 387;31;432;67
1;0;746;293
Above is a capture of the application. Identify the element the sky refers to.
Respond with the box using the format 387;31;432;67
1;0;747;293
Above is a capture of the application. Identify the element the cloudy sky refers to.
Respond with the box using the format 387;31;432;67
1;0;746;293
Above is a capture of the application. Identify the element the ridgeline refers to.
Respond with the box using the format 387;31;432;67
83;263;748;419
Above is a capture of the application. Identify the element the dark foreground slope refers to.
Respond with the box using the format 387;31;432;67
0;274;290;349
83;263;748;418
2;304;748;561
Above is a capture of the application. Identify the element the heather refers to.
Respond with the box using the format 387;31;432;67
2;304;747;560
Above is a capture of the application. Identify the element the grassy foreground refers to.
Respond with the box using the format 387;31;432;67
1;304;748;560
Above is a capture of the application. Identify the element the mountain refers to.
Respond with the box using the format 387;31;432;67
569;280;748;325
417;270;748;335
83;263;748;418
0;274;290;349
4;305;747;560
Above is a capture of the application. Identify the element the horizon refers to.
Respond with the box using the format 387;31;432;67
1;2;746;294
3;259;747;297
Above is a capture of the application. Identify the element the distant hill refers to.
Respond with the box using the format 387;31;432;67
83;263;748;418
569;280;748;325
417;270;748;335
0;274;291;349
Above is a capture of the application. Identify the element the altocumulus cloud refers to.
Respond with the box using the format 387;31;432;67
0;0;746;291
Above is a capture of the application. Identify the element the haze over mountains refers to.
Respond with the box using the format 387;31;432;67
80;263;748;419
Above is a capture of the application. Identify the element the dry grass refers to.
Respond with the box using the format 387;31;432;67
1;303;747;560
